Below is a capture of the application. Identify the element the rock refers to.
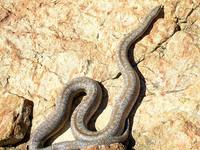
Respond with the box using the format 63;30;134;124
0;148;19;150
0;0;199;149
0;94;33;147
82;143;126;150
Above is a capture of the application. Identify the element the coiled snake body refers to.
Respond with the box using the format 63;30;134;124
29;5;162;150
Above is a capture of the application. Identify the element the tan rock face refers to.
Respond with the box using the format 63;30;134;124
0;94;32;147
0;0;199;149
82;143;126;150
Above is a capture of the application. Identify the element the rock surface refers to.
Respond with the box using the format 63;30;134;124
0;0;199;149
0;94;32;147
82;143;126;150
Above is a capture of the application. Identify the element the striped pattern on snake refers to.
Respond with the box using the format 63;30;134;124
29;5;162;150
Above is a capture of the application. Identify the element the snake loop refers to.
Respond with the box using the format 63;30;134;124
29;5;162;150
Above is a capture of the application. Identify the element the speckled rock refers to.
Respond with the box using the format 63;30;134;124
82;143;126;150
0;94;32;147
0;0;199;149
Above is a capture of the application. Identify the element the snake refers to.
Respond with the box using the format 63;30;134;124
29;5;162;150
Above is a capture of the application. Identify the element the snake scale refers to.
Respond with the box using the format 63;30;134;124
29;5;162;150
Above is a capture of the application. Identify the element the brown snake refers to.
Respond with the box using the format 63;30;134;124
29;5;162;150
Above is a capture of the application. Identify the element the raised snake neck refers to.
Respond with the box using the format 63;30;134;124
29;5;162;150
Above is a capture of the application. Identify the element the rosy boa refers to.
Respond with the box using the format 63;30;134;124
29;5;162;150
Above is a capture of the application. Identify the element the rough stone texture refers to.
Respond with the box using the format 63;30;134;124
83;143;126;150
0;0;199;149
0;148;20;150
0;94;32;147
